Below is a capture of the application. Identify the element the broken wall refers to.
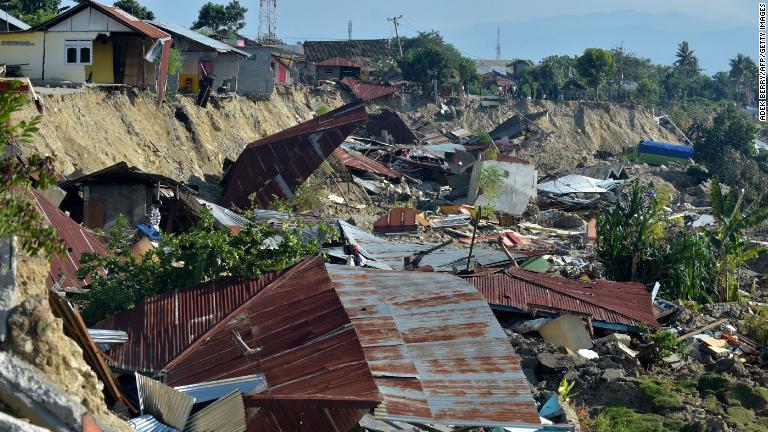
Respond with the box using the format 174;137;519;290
468;159;537;215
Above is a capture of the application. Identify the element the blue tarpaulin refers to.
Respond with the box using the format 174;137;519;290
638;140;694;159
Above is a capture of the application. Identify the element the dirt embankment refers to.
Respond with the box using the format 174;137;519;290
398;99;680;174
14;86;344;187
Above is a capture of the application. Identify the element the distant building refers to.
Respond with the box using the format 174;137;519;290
0;8;29;32
315;57;361;81
148;20;250;94
301;39;395;81
475;59;533;79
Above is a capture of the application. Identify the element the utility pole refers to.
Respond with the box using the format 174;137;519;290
496;26;501;61
388;15;403;57
348;19;352;40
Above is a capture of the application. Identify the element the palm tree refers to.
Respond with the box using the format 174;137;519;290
730;54;758;105
705;178;768;301
674;41;698;100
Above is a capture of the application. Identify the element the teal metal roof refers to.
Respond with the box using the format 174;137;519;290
148;20;250;57
0;8;30;31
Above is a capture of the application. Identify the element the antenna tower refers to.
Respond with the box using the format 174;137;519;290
258;0;278;44
348;19;352;40
496;26;501;60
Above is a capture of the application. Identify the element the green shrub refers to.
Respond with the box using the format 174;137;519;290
638;378;686;411
741;305;768;344
593;407;686;432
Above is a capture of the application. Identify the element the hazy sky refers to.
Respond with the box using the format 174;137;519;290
65;0;758;73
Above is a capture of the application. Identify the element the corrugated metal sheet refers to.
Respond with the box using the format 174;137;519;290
183;390;246;432
58;162;187;191
161;256;382;431
175;375;267;403
316;57;360;67
302;39;395;66
148;21;250;57
327;265;541;428
373;208;418;234
334;145;402;179
48;291;135;412
0;7;29;30
366;110;418;144
136;373;195;430
537;175;622;195
462;268;659;328
340;78;398;102
96;271;288;373
220;102;367;209
128;415;177;432
337;220;509;271
88;329;128;344
33;190;108;292
195;198;250;228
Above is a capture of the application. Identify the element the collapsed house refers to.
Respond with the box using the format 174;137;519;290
461;267;660;332
94;256;541;430
339;77;398;103
365;110;418;144
32;190;108;293
57;162;196;234
220;102;368;209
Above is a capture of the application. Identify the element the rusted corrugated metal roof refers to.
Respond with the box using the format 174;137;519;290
96;271;288;373
48;291;135;412
58;162;186;190
340;78;398;102
220;102;367;209
333;146;402;179
327;265;541;428
462;268;659;328
32;190;108;291
372;208;418;234
316;57;360;67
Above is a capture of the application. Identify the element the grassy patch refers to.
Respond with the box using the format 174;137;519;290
639;378;686;411
593;407;686;432
726;406;768;432
697;374;729;394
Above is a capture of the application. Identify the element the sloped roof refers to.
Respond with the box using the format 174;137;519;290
303;39;395;65
339;77;398;102
58;161;187;191
33;0;169;40
32;190;108;291
148;20;250;57
315;57;359;67
0;8;30;31
220;102;367;209
333;145;402;179
462;268;659;328
97;256;539;429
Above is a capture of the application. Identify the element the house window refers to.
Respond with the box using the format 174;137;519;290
64;40;92;65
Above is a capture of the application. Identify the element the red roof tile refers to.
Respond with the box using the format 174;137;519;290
32;190;108;291
340;77;398;102
333;146;402;179
220;102;367;209
463;268;659;328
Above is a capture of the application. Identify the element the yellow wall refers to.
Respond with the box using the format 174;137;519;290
84;39;114;83
0;32;45;79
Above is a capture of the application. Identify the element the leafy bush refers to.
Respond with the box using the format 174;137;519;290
643;330;686;361
741;305;768;344
77;211;335;324
596;182;669;283
593;407;686;432
478;165;505;199
315;105;330;116
666;231;716;303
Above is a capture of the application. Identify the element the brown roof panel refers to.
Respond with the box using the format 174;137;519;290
302;39;395;66
340;78;398;102
365;110;418;144
32;190;108;292
333;146;402;179
372;208;418;234
220;102;367;209
96;270;288;373
463;268;659;328
327;265;541;428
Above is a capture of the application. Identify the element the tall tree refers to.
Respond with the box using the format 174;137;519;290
113;0;154;20
191;0;247;34
397;31;479;89
729;54;758;106
575;48;616;101
673;41;700;99
5;0;60;26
